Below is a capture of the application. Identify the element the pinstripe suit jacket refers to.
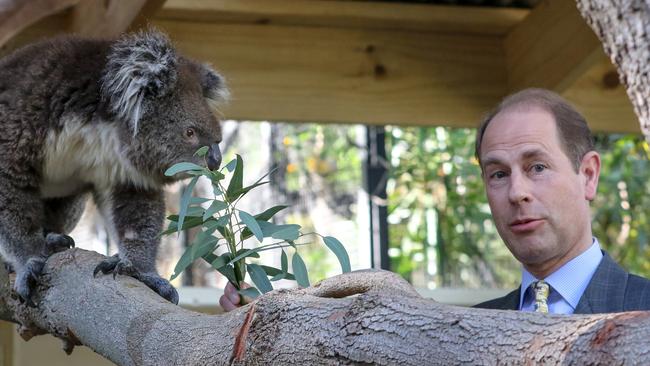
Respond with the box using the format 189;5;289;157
474;252;650;313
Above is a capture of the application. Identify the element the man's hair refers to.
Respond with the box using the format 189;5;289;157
474;88;595;172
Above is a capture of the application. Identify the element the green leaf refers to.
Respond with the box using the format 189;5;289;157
161;216;205;236
239;210;263;241
256;205;289;221
226;155;244;200
224;157;237;173
240;205;289;240
194;146;209;157
234;248;260;260
164;162;204;176
239;287;261;299
323;236;351;273
271;225;300;241
177;176;199;236
190;197;211;205
216;265;238;285
203;200;228;221
208;170;226;182
281;250;288;273
228;181;269;201
210;252;232;270
248;264;273;293
292;253;310;287
170;236;219;281
261;265;295;281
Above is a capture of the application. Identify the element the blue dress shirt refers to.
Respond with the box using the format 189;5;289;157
519;239;603;314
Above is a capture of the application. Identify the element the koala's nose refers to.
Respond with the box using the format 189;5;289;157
207;143;222;171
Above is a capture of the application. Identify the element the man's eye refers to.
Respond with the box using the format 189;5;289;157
490;171;506;179
531;164;546;173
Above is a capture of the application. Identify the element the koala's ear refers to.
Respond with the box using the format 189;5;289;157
101;30;178;135
201;64;229;112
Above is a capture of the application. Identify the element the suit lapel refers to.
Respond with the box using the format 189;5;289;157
574;252;628;314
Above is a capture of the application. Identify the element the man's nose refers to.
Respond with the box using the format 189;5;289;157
508;171;531;204
207;143;222;171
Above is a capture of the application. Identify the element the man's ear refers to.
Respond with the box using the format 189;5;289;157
101;30;178;135
580;151;601;201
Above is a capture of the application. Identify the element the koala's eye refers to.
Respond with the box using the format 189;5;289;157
185;128;195;138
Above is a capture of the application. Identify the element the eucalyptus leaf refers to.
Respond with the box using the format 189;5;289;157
194;146;209;157
203;200;228;221
240;205;289;240
271;225;301;241
261;265;295;281
239;210;263;241
239;287;261;299
226;155;244;200
224;157;237;173
164;162;204;176
170;237;219;281
210;253;232;270
292;253;310;287
281;250;288;273
161;216;205;236
177;176;199;237
323;236;351;273
247;263;273;293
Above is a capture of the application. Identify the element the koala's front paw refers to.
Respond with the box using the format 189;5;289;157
45;233;75;254
14;257;46;307
93;254;179;304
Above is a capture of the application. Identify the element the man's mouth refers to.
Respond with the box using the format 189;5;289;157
509;218;544;233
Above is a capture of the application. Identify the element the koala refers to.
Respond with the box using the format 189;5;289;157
0;30;227;305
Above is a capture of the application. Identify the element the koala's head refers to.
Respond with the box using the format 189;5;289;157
101;30;228;181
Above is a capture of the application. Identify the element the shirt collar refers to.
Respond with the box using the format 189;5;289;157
519;239;602;310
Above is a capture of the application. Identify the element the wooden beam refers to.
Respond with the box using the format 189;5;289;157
68;0;148;38
0;0;79;48
158;0;528;36
505;0;604;93
153;19;508;128
564;58;640;134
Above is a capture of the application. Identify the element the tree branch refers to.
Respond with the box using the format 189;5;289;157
0;248;647;365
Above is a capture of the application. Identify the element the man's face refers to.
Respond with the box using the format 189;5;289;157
479;106;599;277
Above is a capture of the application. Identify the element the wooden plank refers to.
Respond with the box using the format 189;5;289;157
0;321;13;366
563;58;640;134
158;0;529;36
505;0;604;93
153;19;508;128
0;0;79;48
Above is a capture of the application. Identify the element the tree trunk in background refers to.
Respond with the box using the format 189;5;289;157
1;249;649;365
577;0;650;140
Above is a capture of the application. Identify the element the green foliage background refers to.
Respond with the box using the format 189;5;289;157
386;127;650;289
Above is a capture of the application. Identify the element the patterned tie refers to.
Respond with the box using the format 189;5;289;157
533;280;550;313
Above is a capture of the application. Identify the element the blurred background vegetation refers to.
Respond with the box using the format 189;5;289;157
252;123;650;290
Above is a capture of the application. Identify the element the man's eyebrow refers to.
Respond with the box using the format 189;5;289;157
521;148;551;161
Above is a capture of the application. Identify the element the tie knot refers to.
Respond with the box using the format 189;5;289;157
533;280;550;313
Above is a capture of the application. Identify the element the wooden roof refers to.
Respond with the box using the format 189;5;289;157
0;0;639;133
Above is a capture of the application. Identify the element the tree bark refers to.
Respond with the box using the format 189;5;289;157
1;248;649;365
576;0;650;140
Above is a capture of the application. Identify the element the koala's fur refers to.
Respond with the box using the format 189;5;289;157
0;30;227;304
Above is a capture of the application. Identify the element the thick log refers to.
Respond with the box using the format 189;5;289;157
576;0;650;140
0;248;648;365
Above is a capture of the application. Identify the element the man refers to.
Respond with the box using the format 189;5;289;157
473;88;650;314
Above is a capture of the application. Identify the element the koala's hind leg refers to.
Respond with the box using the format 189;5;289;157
42;194;88;254
93;186;178;304
0;180;51;305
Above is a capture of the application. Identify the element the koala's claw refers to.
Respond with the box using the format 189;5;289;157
93;254;137;278
93;254;179;304
45;233;75;253
14;257;46;307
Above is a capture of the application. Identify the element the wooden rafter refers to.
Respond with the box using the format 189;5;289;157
0;0;79;48
505;0;604;93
